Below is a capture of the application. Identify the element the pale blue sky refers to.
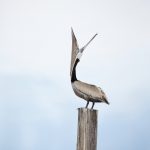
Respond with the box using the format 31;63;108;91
0;0;150;150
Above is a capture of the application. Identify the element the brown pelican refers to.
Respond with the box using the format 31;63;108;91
70;28;109;109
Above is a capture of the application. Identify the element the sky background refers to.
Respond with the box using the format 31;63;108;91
0;0;150;150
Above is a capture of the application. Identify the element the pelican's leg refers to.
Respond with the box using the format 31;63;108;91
91;102;95;110
85;101;89;108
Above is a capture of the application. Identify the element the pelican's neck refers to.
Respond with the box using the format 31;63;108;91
71;59;79;82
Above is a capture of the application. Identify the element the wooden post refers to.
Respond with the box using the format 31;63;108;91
77;108;98;150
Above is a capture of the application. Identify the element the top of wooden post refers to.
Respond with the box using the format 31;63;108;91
77;107;98;112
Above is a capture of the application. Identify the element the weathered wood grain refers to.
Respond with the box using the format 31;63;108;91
77;108;98;150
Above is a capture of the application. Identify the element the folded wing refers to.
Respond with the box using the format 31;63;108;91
73;80;109;104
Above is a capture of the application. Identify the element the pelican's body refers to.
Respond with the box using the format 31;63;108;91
70;29;109;109
72;80;108;103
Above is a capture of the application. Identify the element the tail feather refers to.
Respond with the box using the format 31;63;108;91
103;95;109;105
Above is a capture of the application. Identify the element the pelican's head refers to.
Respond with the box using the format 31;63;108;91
70;28;98;77
75;33;98;61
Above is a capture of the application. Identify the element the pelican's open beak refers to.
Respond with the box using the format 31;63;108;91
80;33;98;53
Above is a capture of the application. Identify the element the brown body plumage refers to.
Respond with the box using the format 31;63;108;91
70;28;109;109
